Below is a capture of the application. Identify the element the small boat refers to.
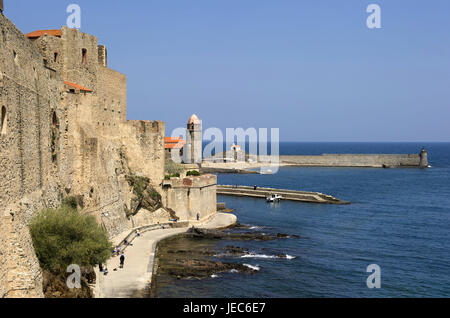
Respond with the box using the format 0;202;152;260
266;194;282;202
260;168;273;175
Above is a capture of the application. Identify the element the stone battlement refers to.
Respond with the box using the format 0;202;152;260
163;174;217;189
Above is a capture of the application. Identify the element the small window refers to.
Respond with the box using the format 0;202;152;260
1;106;7;135
13;50;18;65
54;52;58;62
82;48;87;65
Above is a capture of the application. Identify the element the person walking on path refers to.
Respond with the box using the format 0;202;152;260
120;252;125;269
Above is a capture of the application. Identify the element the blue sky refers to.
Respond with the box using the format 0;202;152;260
5;0;450;141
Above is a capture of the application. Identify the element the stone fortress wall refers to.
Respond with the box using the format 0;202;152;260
0;13;64;298
0;11;215;298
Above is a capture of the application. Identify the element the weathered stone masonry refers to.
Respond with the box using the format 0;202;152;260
0;13;172;297
162;174;217;222
0;14;63;298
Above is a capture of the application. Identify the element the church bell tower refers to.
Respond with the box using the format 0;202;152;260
186;114;202;164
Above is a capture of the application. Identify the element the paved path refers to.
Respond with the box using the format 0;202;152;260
94;213;237;298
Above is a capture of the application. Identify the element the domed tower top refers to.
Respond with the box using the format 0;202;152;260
188;114;201;125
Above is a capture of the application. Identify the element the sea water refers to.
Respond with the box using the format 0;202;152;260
156;142;450;298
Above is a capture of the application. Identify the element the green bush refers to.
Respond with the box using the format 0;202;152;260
150;190;161;200
165;173;180;180
62;196;78;210
30;205;113;273
61;195;84;210
186;170;201;177
125;174;150;200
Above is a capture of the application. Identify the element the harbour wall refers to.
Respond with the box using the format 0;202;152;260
279;153;426;168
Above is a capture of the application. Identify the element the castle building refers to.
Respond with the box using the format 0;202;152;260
0;12;165;296
0;6;217;298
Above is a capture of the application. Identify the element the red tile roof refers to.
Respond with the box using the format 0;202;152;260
64;81;92;92
165;137;186;149
26;29;62;39
165;137;183;143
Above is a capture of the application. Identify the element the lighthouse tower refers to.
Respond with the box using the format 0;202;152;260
419;147;428;168
186;114;202;164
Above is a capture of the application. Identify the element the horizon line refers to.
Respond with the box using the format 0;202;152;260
199;140;450;143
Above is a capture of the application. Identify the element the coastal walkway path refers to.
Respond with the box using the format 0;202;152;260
217;185;350;205
94;212;237;298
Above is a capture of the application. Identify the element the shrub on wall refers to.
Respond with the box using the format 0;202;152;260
29;205;113;273
125;175;150;200
186;170;201;177
125;173;163;215
165;173;180;180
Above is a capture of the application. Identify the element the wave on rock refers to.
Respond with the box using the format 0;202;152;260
243;264;261;271
241;253;296;260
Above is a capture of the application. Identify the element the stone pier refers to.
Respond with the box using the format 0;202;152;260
217;185;350;205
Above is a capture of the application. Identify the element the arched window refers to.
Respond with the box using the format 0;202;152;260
51;111;59;162
1;106;7;135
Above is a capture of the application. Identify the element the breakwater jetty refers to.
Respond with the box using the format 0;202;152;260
217;185;350;205
202;148;428;171
278;148;428;168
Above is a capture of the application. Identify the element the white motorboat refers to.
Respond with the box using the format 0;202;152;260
266;194;282;202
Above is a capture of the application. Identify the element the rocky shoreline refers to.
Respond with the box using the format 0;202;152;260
150;223;300;297
183;226;301;241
